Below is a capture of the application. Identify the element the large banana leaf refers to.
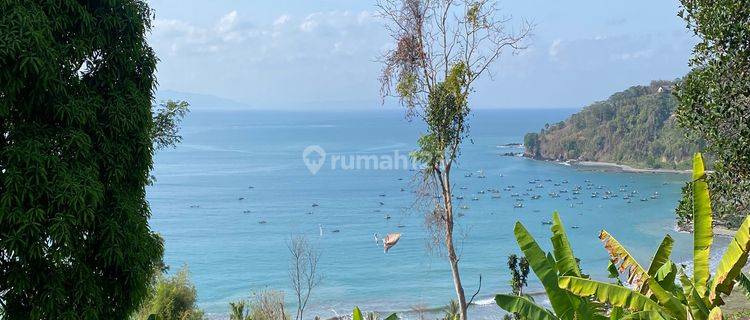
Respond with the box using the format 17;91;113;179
654;262;678;294
599;230;648;290
680;271;710;320
620;311;670;320
646;278;687;320
558;276;666;315
647;235;674;277
495;294;558;320
692;153;712;296
709;214;750;304
609;306;625;320
514;222;575;318
550;211;581;277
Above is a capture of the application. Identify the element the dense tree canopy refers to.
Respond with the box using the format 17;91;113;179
524;81;701;170
0;0;164;318
675;0;750;228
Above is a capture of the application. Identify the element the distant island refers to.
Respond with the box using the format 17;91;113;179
523;80;701;170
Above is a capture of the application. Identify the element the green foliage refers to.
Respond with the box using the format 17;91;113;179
413;62;471;170
442;300;461;320
675;181;694;231
229;300;252;320
523;133;540;158
133;267;204;320
524;81;701;169
507;254;530;296
497;214;604;320
674;0;750;229
352;307;398;320
551;154;750;320
152;100;190;151
0;0;164;318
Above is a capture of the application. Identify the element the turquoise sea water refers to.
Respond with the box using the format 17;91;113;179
147;109;699;319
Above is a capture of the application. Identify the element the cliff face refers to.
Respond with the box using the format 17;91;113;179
524;81;701;170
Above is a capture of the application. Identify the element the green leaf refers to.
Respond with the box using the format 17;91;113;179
353;307;363;320
647;235;674;277
514;222;575;318
646;278;687;320
550;211;581;277
383;313;400;320
620;311;669;320
495;294;558;320
738;273;750;300
709;214;750;304
692;153;712;296
609;306;625;320
558;276;665;315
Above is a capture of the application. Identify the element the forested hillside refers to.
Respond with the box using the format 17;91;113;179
524;81;701;169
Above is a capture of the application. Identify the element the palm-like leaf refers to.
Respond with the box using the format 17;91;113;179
558;276;667;316
550;211;581;277
646;278;687;320
599;230;649;290
620;311;669;320
709;214;750;303
692;153;712;296
647;235;674;277
514;222;576;318
495;294;558;320
353;307;363;320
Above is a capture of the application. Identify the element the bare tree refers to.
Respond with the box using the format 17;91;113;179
248;289;289;320
377;0;531;319
288;235;322;320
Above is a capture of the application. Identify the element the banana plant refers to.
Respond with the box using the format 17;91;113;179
495;212;607;320
352;307;398;320
557;153;750;320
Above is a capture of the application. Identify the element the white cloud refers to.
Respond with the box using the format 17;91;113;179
273;14;290;27
299;18;319;32
549;39;562;61
216;11;238;33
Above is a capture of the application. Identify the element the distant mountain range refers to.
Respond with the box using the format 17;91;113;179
523;80;702;170
155;90;397;111
155;90;253;110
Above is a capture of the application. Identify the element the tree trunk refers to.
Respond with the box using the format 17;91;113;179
447;222;468;320
441;170;468;320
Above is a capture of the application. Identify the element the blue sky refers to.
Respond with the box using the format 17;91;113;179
148;0;696;110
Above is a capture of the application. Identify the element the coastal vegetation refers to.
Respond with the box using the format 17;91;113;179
377;0;531;317
1;0;747;319
497;154;750;319
523;81;700;170
0;1;167;318
673;0;750;229
132;267;205;320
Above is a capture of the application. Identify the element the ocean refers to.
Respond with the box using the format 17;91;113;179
147;109;704;319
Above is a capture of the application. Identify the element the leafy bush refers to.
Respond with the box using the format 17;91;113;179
133;267;204;320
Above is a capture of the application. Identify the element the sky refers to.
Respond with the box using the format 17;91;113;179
147;0;697;110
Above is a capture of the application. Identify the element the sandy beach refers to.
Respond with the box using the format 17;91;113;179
568;160;691;174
